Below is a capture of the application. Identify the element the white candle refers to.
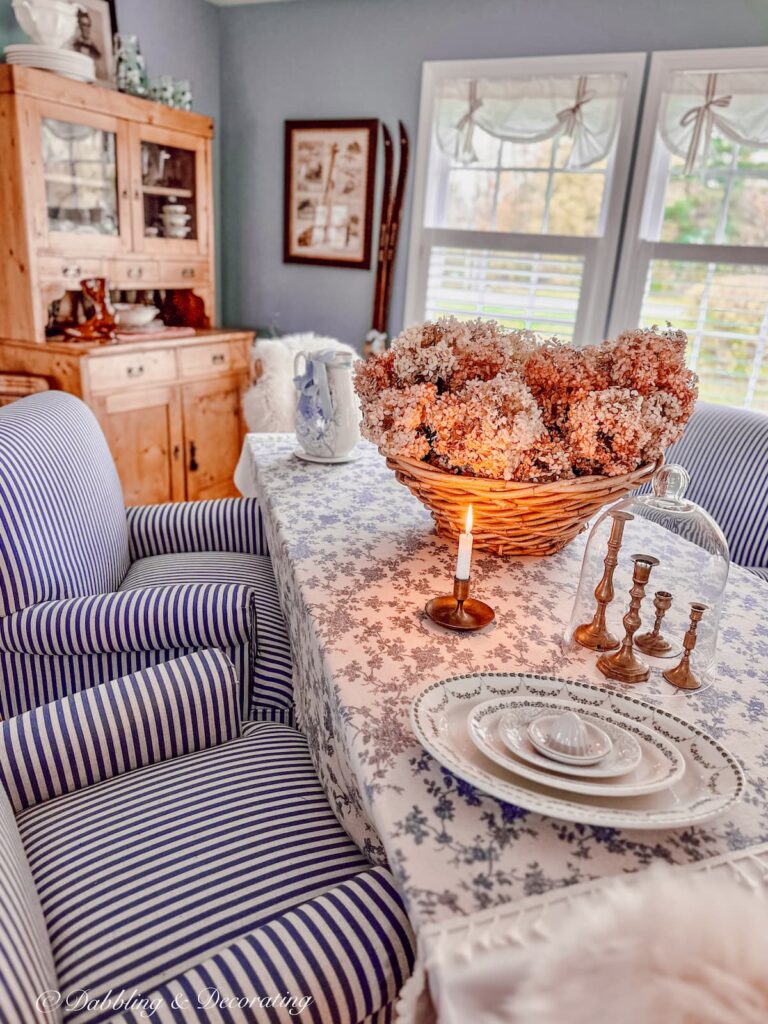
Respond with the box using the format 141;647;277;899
455;504;474;580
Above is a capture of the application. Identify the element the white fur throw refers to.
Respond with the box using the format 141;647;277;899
507;867;768;1024
242;332;357;433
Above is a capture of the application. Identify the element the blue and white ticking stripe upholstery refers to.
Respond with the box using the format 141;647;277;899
127;498;268;559
120;553;294;724
0;787;60;1024
665;402;768;578
0;392;294;721
0;650;241;812
112;868;415;1024
0;391;129;616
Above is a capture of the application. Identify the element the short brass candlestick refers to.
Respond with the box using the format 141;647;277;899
636;590;674;657
597;554;659;685
663;602;708;691
425;577;495;632
574;510;634;652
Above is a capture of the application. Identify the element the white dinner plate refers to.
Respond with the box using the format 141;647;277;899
469;698;682;797
293;448;362;465
410;671;744;829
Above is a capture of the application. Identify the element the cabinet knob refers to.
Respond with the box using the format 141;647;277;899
189;441;199;472
126;364;144;378
211;353;225;365
173;444;181;460
182;267;195;279
63;264;81;278
121;187;129;200
133;188;141;201
127;266;144;280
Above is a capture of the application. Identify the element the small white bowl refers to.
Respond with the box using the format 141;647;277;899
527;711;613;766
114;303;159;327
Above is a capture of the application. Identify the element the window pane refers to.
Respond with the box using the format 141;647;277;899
724;178;768;247
444;170;496;230
496;171;547;232
425;245;584;340
640;260;768;411
548;172;605;235
659;176;725;244
500;138;554;168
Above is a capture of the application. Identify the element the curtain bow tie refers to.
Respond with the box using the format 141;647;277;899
557;75;596;137
680;73;732;175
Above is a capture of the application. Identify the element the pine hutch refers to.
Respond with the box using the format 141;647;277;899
0;65;252;505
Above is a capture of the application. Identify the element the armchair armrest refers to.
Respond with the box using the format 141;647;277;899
0;583;255;657
0;649;241;812
126;498;268;559
108;867;415;1024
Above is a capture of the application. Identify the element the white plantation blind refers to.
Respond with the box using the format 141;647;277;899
425;247;584;340
640;260;768;411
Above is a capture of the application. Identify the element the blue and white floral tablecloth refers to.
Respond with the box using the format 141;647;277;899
236;434;768;927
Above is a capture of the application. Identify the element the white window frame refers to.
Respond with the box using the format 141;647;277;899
404;52;646;344
609;46;768;336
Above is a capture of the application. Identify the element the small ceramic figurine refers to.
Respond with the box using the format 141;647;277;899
64;278;116;342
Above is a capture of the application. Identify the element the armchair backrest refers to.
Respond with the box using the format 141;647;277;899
666;402;768;570
0;391;130;616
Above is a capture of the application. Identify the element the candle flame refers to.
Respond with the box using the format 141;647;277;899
465;504;473;534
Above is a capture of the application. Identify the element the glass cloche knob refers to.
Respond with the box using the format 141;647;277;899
652;464;690;504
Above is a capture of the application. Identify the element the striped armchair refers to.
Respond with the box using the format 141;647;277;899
0;652;415;1024
0;391;293;722
664;402;768;582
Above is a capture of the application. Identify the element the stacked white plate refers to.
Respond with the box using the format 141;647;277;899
4;44;95;83
410;671;745;829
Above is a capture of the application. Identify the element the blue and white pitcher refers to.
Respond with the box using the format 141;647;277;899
293;350;360;459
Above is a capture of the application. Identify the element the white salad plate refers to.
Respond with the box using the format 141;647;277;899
293;448;362;465
410;672;744;829
469;698;681;797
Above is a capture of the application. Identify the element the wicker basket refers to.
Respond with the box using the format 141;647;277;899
385;454;660;557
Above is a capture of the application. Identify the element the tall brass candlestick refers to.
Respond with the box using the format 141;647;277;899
597;553;659;684
663;602;708;690
574;510;634;652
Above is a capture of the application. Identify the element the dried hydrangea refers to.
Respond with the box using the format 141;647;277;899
355;318;698;481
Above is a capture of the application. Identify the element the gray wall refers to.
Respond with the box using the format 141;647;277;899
218;0;768;347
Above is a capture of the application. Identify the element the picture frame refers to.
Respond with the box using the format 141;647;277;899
284;119;378;270
66;1;118;87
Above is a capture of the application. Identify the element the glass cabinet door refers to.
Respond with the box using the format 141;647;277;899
42;118;120;238
30;101;130;253
132;124;208;255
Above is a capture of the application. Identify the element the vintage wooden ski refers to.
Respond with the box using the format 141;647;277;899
379;121;410;338
371;123;394;334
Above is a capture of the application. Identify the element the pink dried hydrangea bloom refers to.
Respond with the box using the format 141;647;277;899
354;318;698;481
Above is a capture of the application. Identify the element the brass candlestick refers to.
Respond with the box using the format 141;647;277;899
597;554;659;684
425;577;495;632
636;590;674;657
574;510;634;652
663;602;708;691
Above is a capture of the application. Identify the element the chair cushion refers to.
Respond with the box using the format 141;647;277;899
0;391;129;616
119;552;294;721
17;722;370;1024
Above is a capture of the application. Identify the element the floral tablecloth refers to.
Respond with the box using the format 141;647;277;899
236;434;768;926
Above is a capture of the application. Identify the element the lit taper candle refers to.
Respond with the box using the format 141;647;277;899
455;504;474;580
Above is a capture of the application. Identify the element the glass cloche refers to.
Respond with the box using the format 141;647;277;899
564;465;730;693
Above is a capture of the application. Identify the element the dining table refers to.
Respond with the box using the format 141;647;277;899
235;434;768;1015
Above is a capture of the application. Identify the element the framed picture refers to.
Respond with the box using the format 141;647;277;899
67;1;118;86
284;119;378;269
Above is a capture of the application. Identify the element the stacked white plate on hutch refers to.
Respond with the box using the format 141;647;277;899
410;672;744;829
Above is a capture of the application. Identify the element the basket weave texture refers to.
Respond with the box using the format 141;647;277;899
385;454;660;557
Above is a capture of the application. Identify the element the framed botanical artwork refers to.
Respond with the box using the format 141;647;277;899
66;1;118;86
284;119;378;269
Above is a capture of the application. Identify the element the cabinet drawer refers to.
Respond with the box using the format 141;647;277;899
86;348;177;392
179;341;248;379
160;259;210;287
39;257;104;283
109;259;160;286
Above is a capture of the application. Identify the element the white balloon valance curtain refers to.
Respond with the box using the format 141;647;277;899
434;73;626;170
660;70;768;174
